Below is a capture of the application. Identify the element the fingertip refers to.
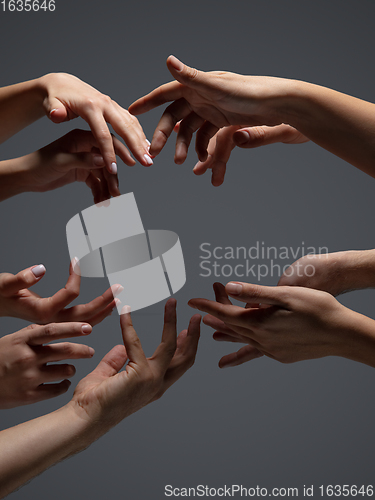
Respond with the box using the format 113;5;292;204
31;264;46;279
167;54;184;72
233;130;250;146
81;324;92;335
120;305;131;315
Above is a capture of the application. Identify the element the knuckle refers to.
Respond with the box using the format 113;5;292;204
43;323;58;337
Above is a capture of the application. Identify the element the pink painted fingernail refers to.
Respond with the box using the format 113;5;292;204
121;305;131;315
82;324;92;334
143;154;153;165
114;298;121;306
110;162;117;174
146;139;151;148
226;283;242;295
112;284;124;297
31;265;46;278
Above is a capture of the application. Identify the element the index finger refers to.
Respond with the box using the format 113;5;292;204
129;81;185;115
25;322;92;345
150;298;177;374
119;306;148;367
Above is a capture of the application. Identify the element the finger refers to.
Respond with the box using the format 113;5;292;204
225;282;291;307
203;314;254;341
233;124;309;149
209;126;238;186
107;106;153;167
150;98;192;156
150;299;177;374
90;344;128;378
31;379;72;403
213;282;232;305
27;322;92;345
113;135;136;167
94;168;111;203
175;112;205;164
102;165;120;198
166;55;206;90
0;265;46;296
85;171;104;204
129;81;184;115
212;331;248;343
40;363;76;383
39;342;95;363
195;121;220;162
46;97;69;123
219;345;263;368
83;110;118;174
120;306;148;366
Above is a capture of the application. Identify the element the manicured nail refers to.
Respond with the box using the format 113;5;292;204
226;283;242;295
169;55;183;72
146;139;151;147
93;155;105;166
31;264;46;278
121;305;131;315
110;162;117;174
234;130;250;146
82;324;92;334
89;347;95;356
112;284;124;297
114;298;121;306
144;154;153;165
50;109;58;115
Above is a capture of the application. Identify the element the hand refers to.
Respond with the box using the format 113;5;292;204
0;322;95;408
129;55;296;164
0;259;119;325
41;72;153;172
188;281;363;368
278;250;375;296
69;299;201;432
192;124;308;186
22;129;133;203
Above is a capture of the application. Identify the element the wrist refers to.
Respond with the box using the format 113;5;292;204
0;156;34;201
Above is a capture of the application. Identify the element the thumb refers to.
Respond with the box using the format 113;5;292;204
225;282;290;307
166;55;205;88
0;265;46;296
90;345;128;378
45;97;68;123
233;124;308;149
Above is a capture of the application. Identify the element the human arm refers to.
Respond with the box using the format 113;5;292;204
278;250;375;296
0;299;201;498
0;73;153;172
189;282;375;368
0;259;119;324
129;56;375;181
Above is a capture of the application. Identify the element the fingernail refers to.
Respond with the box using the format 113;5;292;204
226;283;242;295
89;347;95;356
110;162;117;174
146;139;151;147
72;257;80;274
169;55;183;72
82;324;92;334
143;154;153;165
50;109;58;115
31;264;46;278
121;305;131;315
114;298;121;306
112;284;124;297
93;155;105;166
234;130;250;145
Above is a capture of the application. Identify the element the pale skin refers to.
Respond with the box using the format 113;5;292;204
0;72;153;175
0;258;121;408
0;299;201;499
0;128;134;203
129;55;375;186
188;280;375;369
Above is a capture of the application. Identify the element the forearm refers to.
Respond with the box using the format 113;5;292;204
0;77;47;144
0;154;36;201
338;308;375;368
0;403;92;499
332;250;375;292
278;80;375;177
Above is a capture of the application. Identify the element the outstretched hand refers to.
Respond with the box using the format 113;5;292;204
0;259;119;325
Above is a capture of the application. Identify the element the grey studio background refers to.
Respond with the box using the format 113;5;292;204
0;1;374;499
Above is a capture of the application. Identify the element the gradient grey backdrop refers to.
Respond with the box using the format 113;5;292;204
0;1;374;498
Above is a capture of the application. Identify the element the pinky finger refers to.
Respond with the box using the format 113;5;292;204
219;345;263;369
